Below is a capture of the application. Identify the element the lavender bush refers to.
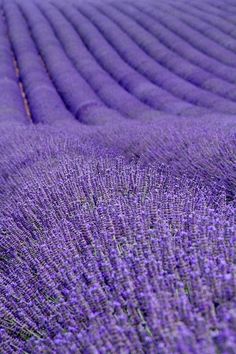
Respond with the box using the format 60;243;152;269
0;0;236;353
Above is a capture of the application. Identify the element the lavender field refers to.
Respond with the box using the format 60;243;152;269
1;0;236;353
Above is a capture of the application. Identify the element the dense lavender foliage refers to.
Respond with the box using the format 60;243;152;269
0;0;236;353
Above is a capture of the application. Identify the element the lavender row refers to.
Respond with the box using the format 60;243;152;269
19;1;116;125
77;3;234;115
207;0;236;13
95;2;235;113
79;2;211;112
166;0;236;47
0;7;28;124
3;2;77;126
52;2;199;117
114;2;236;103
189;0;236;18
159;1;236;55
36;1;158;121
148;1;236;67
77;2;215;118
16;3;122;124
206;3;236;29
132;2;236;85
167;0;236;42
20;0;153;124
96;2;236;114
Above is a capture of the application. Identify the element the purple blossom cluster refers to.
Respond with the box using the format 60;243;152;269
1;0;236;353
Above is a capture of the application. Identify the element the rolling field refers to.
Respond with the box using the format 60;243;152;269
0;0;236;353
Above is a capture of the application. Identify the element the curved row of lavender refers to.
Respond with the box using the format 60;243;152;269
1;0;236;353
